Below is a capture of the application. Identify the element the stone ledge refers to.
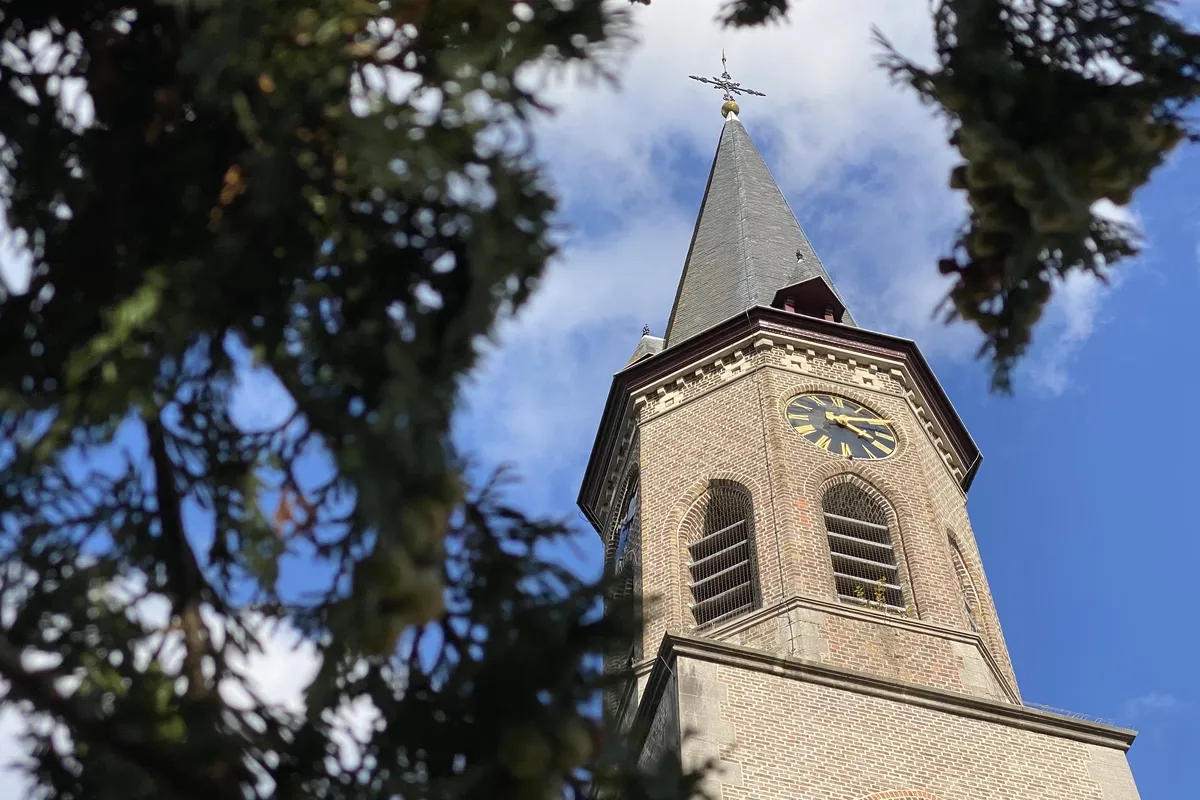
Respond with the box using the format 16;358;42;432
690;594;1022;705
635;632;1136;753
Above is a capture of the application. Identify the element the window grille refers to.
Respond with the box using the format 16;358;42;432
688;483;758;628
949;535;980;633
822;483;904;610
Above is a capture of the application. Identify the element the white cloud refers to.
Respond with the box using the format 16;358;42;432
1021;270;1110;396
468;1;1152;454
0;223;32;297
529;0;943;211
0;24;93;299
1195;237;1200;287
1019;199;1142;396
1122;691;1183;720
216;618;321;716
458;0;994;492
0;705;29;797
458;211;693;512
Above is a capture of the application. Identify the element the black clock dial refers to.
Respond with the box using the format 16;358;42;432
785;393;897;460
613;483;639;570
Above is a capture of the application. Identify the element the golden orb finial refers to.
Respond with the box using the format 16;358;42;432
721;99;740;118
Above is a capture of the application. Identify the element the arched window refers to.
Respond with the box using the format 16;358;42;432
687;482;759;628
948;534;981;633
822;482;903;610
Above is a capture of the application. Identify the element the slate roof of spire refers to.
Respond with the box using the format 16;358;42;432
663;115;855;346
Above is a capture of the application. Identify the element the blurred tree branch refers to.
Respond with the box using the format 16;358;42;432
634;0;1200;389
3;0;1196;796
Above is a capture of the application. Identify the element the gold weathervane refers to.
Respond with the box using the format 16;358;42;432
689;50;766;118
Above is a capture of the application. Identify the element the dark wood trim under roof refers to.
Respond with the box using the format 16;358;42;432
577;306;982;531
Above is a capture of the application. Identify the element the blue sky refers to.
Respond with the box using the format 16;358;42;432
1;1;1197;796
455;1;1200;796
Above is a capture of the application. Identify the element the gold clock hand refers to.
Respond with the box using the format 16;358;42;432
825;412;871;439
841;421;873;439
833;414;892;426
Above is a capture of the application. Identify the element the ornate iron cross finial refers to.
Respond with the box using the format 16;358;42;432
689;50;765;117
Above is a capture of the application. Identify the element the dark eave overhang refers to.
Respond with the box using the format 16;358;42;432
577;306;983;531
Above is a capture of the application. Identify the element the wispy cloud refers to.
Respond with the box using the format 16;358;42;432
460;0;1137;488
1019;200;1143;396
1021;271;1111;397
1194;237;1200;287
1123;691;1184;720
456;211;692;514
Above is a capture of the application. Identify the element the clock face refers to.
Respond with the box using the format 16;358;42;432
613;484;639;570
785;393;897;460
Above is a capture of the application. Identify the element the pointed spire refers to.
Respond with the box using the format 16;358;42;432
663;113;856;345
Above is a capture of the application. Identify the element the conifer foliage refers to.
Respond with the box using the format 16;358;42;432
714;0;1199;388
0;1;693;798
879;0;1200;389
0;0;1196;798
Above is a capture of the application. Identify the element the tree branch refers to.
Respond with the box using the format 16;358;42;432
146;414;215;700
0;632;239;800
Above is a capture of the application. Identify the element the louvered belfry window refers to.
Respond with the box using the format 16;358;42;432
822;482;904;610
688;483;758;628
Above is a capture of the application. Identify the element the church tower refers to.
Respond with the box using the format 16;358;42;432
578;65;1141;800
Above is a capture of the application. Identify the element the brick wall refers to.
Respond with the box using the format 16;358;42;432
638;672;680;771
604;324;1140;799
672;650;1138;800
623;332;1017;697
693;598;1012;703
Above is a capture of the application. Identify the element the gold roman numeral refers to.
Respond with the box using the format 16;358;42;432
840;442;852;457
810;396;825;406
793;424;816;435
875;432;895;442
871;439;893;455
861;443;878;459
787;412;809;420
832;397;845;408
815;434;832;450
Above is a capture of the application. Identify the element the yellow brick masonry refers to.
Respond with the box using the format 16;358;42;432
601;331;1018;699
668;638;1138;800
595;324;1141;798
